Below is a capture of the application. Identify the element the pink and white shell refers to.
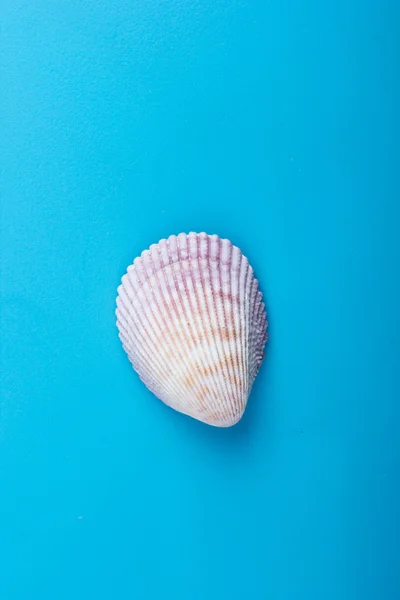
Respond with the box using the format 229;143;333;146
116;232;268;427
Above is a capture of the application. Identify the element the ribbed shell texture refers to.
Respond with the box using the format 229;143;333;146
116;232;267;427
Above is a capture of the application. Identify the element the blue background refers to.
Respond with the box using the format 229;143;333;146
1;1;399;599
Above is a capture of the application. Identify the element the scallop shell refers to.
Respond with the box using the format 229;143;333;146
116;232;268;427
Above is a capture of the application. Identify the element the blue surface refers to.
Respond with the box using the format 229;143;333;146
1;1;399;599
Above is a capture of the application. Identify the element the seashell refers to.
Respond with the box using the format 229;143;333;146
116;232;268;427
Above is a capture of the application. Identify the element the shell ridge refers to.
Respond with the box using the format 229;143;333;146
151;241;205;415
157;237;201;414
247;277;258;388
203;235;236;424
119;279;183;405
120;337;165;399
237;255;248;406
181;233;227;422
243;263;254;397
116;295;170;390
170;236;218;419
255;295;267;348
184;233;219;418
146;243;193;411
248;277;262;388
231;253;245;405
220;240;242;422
116;312;176;402
238;256;249;404
213;237;237;423
193;233;228;424
167;235;213;419
127;259;190;408
228;246;244;417
254;291;266;376
208;235;235;423
185;234;222;423
251;292;267;384
197;234;229;424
